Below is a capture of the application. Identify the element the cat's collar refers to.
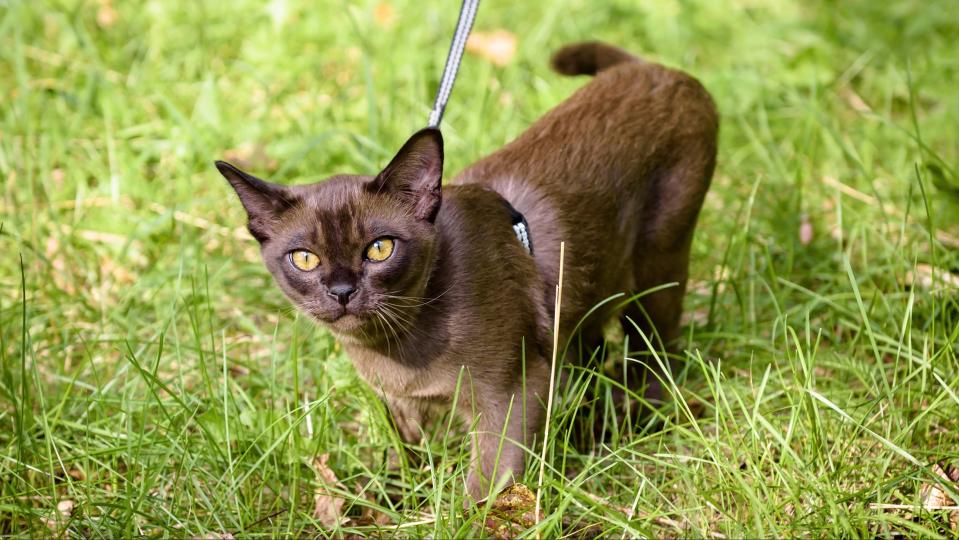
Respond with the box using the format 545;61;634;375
504;201;533;255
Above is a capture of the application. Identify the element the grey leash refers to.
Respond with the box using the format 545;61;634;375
424;0;531;255
427;0;480;128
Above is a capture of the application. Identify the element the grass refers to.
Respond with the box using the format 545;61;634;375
2;0;959;537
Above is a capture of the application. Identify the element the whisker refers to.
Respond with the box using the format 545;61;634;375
372;311;392;356
380;303;415;329
376;309;402;352
382;282;456;307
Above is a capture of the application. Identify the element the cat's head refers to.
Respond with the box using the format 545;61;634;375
216;128;444;342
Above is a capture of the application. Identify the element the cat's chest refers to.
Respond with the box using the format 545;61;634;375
345;345;456;399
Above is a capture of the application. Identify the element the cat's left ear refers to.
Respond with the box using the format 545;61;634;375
367;128;444;222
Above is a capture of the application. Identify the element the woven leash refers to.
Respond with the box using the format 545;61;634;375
427;0;480;128
424;0;532;255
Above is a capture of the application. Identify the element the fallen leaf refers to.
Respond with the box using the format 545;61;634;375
373;3;395;27
920;464;955;508
484;483;542;540
872;463;959;531
466;30;517;67
222;142;278;172
97;0;118;27
841;88;873;114
905;264;959;290
920;463;959;530
42;499;75;532
45;236;75;294
799;213;813;246
312;454;346;528
56;500;74;517
355;482;392;527
51;168;65;187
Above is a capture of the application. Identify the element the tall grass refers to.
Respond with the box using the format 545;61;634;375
2;0;957;537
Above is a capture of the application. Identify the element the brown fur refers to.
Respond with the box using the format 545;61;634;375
217;41;717;501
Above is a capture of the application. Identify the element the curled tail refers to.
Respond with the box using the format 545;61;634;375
550;41;640;76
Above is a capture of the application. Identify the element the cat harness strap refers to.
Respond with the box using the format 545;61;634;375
504;201;533;255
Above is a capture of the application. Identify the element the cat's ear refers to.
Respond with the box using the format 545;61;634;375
367;128;444;222
215;160;296;243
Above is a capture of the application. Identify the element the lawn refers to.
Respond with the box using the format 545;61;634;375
2;0;958;537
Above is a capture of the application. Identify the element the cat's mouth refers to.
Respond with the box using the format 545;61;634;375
316;308;368;333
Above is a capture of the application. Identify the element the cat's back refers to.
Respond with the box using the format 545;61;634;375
450;42;718;338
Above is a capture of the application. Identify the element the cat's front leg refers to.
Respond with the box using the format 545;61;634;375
465;360;549;502
384;395;428;444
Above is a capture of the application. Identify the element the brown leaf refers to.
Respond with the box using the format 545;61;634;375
484;483;542;540
906;264;959;290
312;454;346;528
51;168;65;188
841;88;873;114
56;500;74;517
918;463;959;530
920;463;958;508
466;30;517;67
354;482;392;527
799;213;813;246
373;3;395;27
96;0;118;28
222;142;278;172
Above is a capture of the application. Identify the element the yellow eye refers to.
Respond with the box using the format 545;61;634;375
365;238;395;262
290;250;320;271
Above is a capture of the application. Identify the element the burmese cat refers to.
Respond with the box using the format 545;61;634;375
217;42;717;501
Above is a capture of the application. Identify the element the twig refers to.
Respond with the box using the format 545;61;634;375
869;503;959;511
535;241;564;536
147;202;249;240
822;175;959;248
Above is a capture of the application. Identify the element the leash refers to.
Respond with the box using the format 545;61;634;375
425;0;532;255
427;0;480;128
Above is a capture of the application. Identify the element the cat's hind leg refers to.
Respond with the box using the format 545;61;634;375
620;136;715;409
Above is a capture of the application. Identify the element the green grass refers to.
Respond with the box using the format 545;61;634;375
3;0;959;537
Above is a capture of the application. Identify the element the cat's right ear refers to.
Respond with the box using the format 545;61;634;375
215;161;295;243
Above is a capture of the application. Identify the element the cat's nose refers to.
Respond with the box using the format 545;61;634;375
328;283;357;305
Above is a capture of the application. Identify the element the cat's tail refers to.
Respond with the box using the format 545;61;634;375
550;41;640;76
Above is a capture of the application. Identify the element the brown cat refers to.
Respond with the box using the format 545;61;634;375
216;41;717;501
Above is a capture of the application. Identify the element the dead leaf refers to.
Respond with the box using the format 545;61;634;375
921;464;954;508
373;3;395;27
467;30;517;67
56;500;74;517
45;236;75;294
42;499;75;532
873;463;959;530
841;88;873;114
799;213;813;246
51;168;65;188
905;264;959;290
96;0;118;28
919;463;959;528
222;142;278;172
919;463;959;530
484;483;542;540
312;454;346;528
354;482;392;527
